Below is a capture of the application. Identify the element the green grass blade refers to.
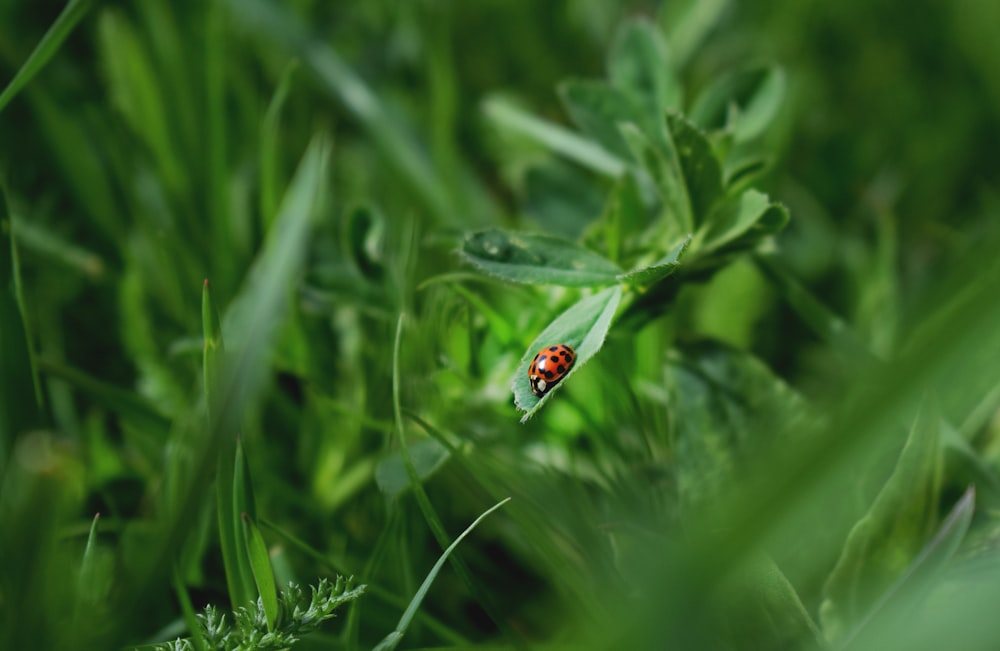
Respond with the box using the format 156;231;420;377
0;188;44;456
259;61;299;229
390;314;528;649
372;497;511;651
202;279;224;407
206;278;256;611
241;513;278;631
225;438;258;608
171;567;208;651
110;136;330;646
10;214;105;280
35;358;170;439
0;0;94;113
224;0;455;222
204;0;228;254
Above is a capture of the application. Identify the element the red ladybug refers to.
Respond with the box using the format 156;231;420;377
528;344;576;397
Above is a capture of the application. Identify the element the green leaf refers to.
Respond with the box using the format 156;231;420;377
820;399;943;644
620;123;691;237
617;234;692;286
717;555;822;650
375;438;451;498
837;487;975;650
460;228;622;286
689;65;786;142
482;95;626;177
608;16;683;116
559;80;641;159
602;173;646;264
522;162;606;240
753;253;871;358
372;498;510;651
723;152;771;192
242;513;279;632
512;285;623;422
691;189;789;264
667;341;808;511
667;113;724;226
659;0;729;68
0;0;94;113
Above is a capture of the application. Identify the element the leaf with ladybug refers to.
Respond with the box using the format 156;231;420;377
512;285;623;422
460;228;623;287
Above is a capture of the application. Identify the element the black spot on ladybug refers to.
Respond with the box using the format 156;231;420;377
557;365;566;373
543;370;554;379
549;346;558;352
549;355;559;362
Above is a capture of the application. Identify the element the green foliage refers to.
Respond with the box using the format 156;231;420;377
1;1;999;650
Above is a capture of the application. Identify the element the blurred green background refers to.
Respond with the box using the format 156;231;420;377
2;0;1000;649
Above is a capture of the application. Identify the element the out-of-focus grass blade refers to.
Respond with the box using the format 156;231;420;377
0;188;44;458
622;237;1000;651
79;513;101;584
753;252;871;359
483;95;626;177
224;0;455;222
171;567;208;651
260;61;298;229
206;278;253;610
0;0;94;113
35;358;170;439
110;136;330;648
10;214;105;280
375;438;450;498
371;498;511;651
202;279;223;407
242;513;278;631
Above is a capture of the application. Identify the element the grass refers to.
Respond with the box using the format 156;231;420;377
2;1;1000;650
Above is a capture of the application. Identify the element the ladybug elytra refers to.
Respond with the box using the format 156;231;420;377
528;344;575;397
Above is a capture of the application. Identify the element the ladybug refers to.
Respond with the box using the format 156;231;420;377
528;344;576;397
